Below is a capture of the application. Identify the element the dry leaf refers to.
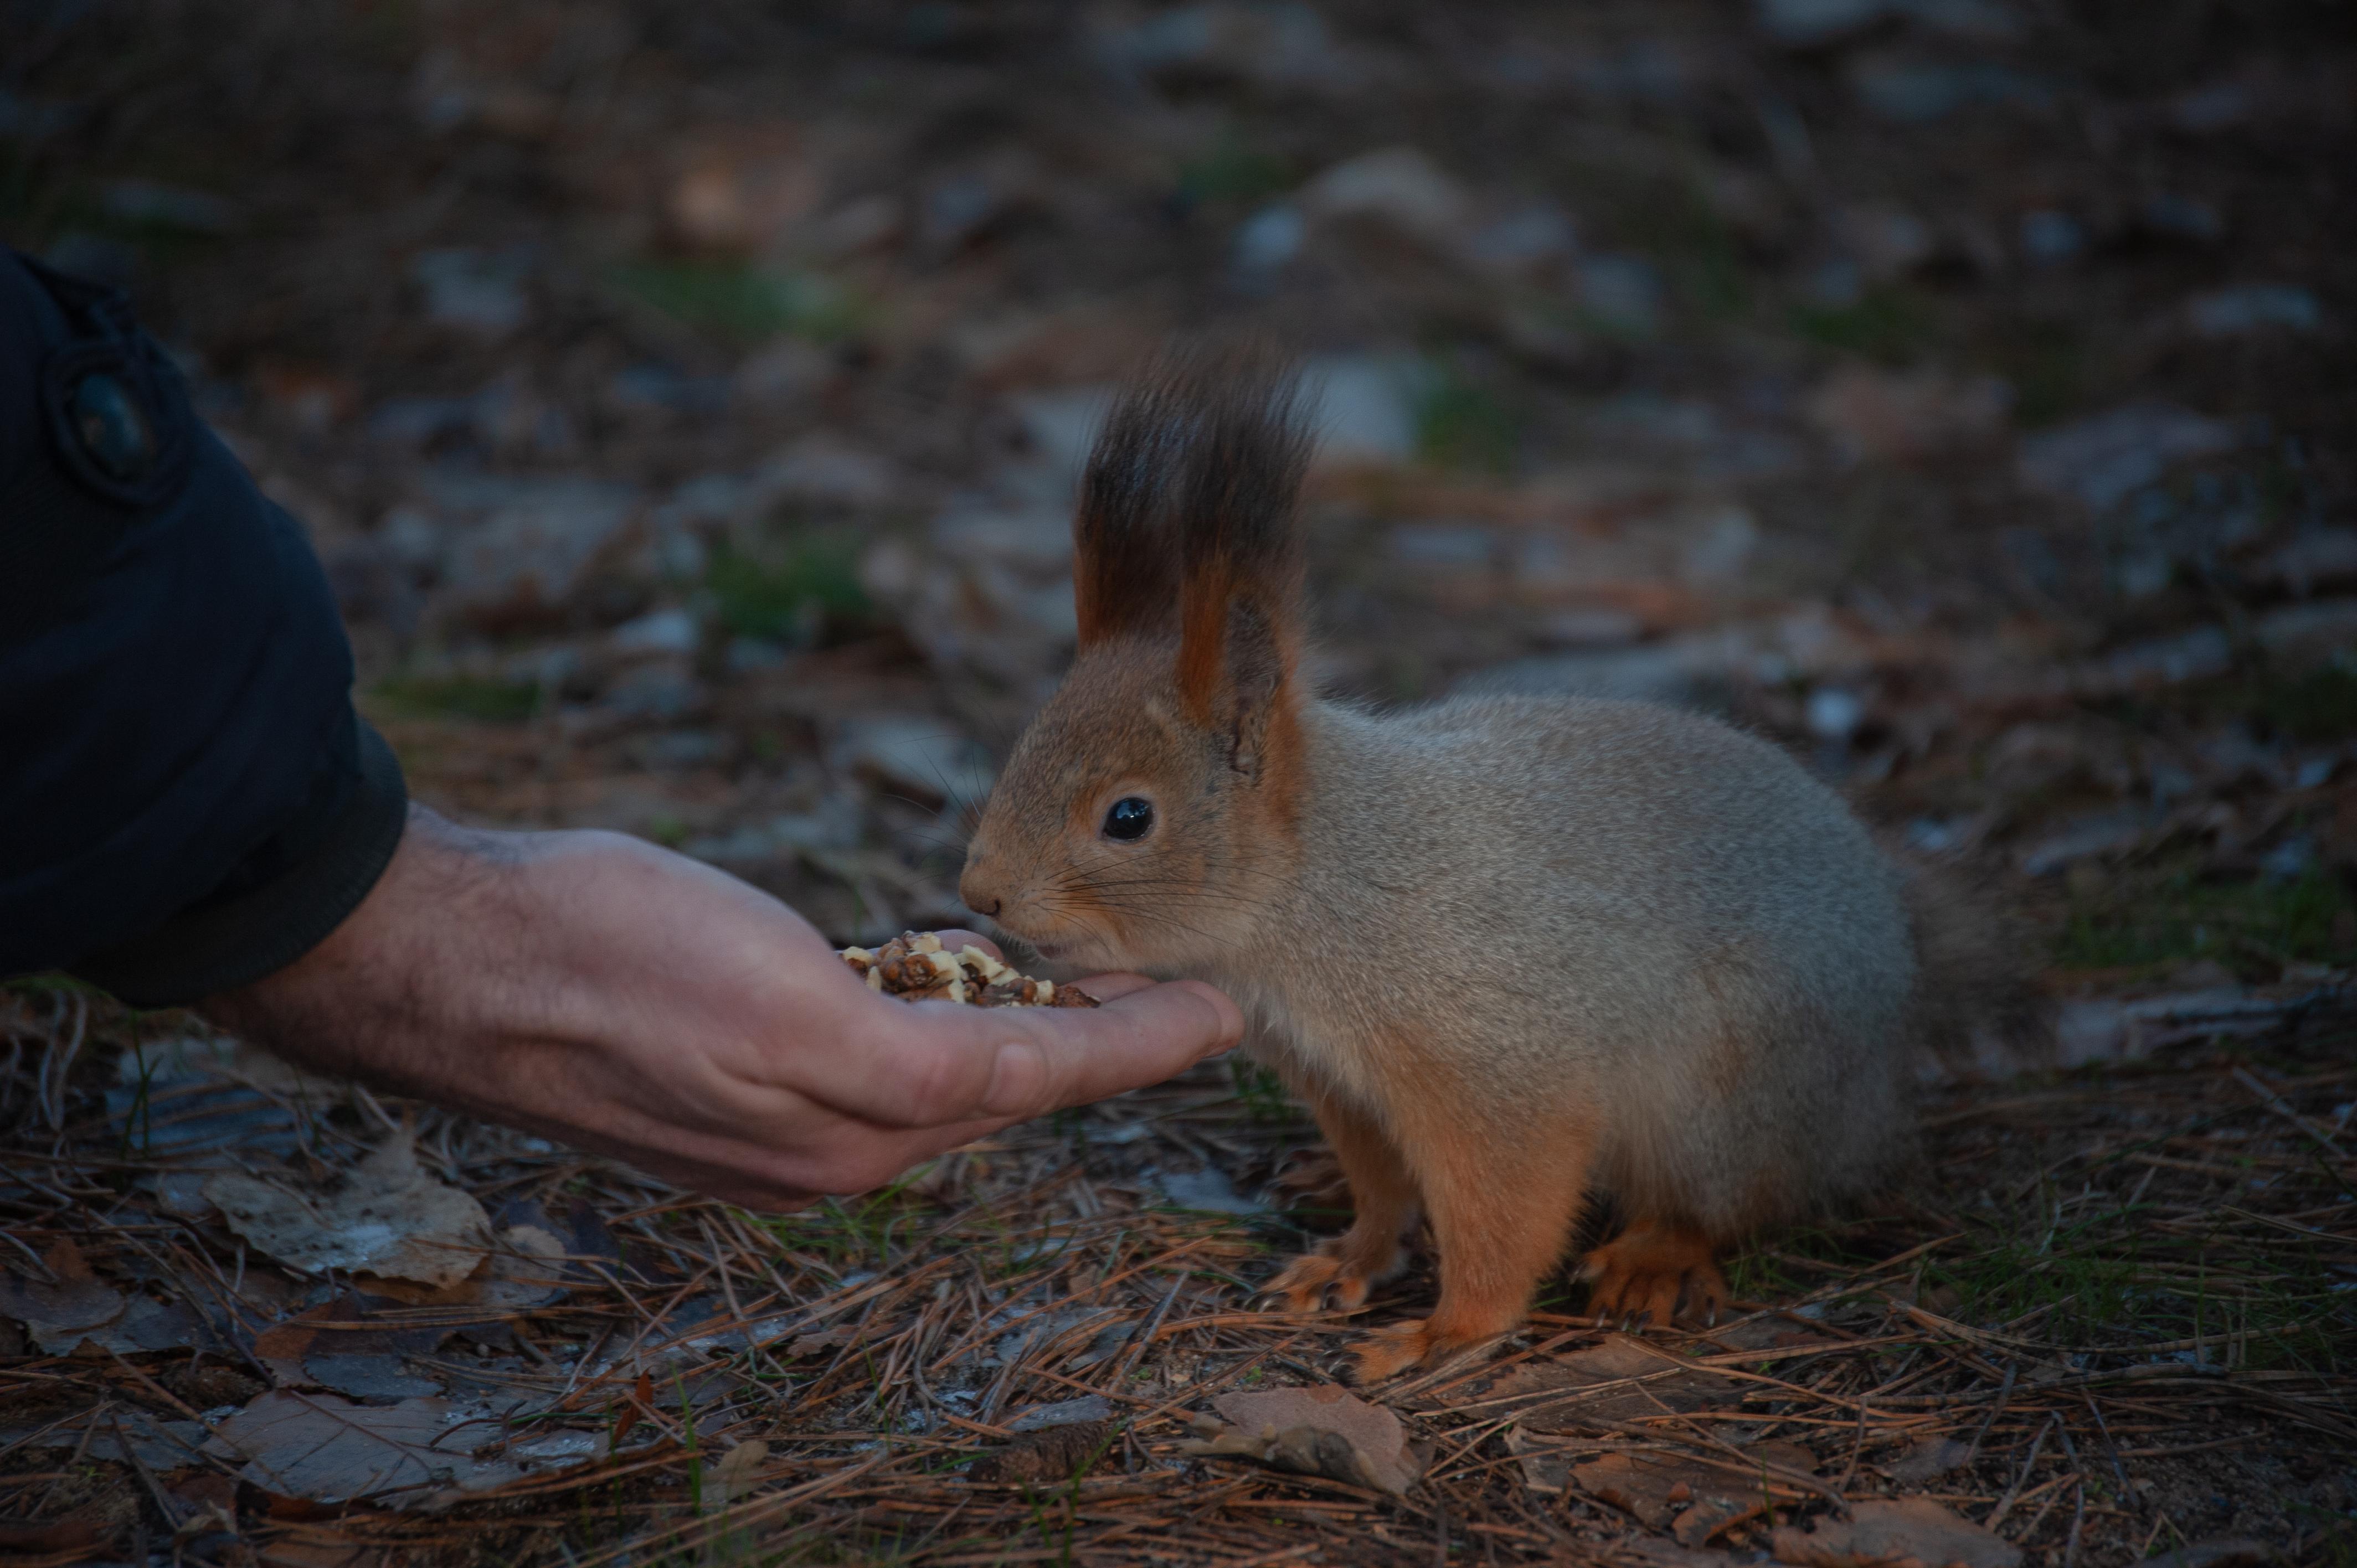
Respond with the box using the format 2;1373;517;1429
1006;1395;1114;1433
209;1390;603;1508
1432;1334;1739;1432
204;1133;492;1288
0;1505;110;1555
1772;1498;2023;1568
971;1420;1119;1483
708;1440;770;1508
0;1239;123;1354
1572;1439;1818;1545
2134;1540;2272;1568
1886;1436;1973;1482
1183;1385;1425;1496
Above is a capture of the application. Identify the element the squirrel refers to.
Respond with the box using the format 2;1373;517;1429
958;352;2018;1381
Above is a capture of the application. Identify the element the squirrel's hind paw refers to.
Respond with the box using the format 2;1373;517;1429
1346;1319;1506;1383
1579;1225;1729;1330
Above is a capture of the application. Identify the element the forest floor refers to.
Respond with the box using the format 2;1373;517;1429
2;1;2354;1563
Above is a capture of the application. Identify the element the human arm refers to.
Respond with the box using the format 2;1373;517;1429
198;806;1244;1208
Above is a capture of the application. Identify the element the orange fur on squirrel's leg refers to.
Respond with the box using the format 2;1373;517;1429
1580;1220;1729;1329
1351;1108;1594;1383
1264;1082;1418;1315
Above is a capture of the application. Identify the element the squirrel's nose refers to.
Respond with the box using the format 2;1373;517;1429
958;867;1002;919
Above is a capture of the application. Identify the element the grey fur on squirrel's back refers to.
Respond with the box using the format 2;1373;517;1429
1266;690;1916;1237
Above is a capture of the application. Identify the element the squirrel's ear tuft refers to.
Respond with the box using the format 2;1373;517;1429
1169;353;1311;739
1074;378;1188;648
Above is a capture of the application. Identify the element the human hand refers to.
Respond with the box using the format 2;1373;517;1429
202;806;1243;1208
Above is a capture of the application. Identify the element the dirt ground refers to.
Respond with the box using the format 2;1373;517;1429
2;1;2354;1564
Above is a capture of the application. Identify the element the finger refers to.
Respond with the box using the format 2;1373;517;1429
831;978;1243;1128
970;979;1242;1120
1064;971;1154;1002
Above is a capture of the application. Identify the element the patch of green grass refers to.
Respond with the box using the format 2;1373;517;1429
369;672;543;723
1921;1182;2348;1373
614;260;867;345
706;533;871;644
2056;866;2357;972
1978;318;2087;429
1176;130;1293;208
1791;286;1938;366
1415;370;1519;474
2099;660;2357;747
1229;1060;1296;1124
756;1174;937;1275
1721;1223;1892;1304
2246;664;2357;745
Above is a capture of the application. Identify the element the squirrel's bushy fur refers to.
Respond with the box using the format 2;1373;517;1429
961;350;2009;1378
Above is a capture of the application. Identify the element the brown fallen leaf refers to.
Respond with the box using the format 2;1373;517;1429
1182;1385;1426;1497
1885;1435;1973;1482
1571;1439;1819;1545
1772;1497;2023;1568
970;1420;1119;1483
252;1294;447;1390
613;1370;654;1447
2132;1541;2272;1568
1432;1334;1740;1432
0;1503;111;1555
209;1390;601;1507
708;1440;770;1509
0;1238;125;1355
205;1132;492;1290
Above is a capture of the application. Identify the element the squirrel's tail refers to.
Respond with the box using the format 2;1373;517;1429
1898;855;2052;1083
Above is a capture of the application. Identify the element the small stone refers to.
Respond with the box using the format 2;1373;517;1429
2018;209;2085;265
412;248;532;337
1232;202;1306;275
2187;284;2323;338
1299;146;1473;250
2018;403;2237;512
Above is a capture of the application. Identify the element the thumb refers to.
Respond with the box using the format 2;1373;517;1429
974;979;1245;1120
843;978;1242;1129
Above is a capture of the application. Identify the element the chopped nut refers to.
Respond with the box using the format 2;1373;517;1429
840;931;1097;1009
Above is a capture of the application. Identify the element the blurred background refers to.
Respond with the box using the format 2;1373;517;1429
6;0;2353;976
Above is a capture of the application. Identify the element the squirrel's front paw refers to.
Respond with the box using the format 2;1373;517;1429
1579;1225;1729;1330
1273;1245;1376;1311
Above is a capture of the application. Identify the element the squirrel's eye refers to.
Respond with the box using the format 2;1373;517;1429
1102;796;1155;842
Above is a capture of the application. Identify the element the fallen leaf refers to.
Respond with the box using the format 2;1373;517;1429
252;1294;447;1390
1429;1334;1740;1432
205;1133;492;1289
356;1224;570;1312
1885;1436;1973;1482
2134;1540;2273;1568
0;1238;125;1354
255;1534;392;1568
1006;1395;1114;1433
1772;1497;2023;1568
787;1325;850;1359
709;1439;770;1508
1183;1385;1426;1496
0;1409;211;1471
209;1390;601;1508
0;1505;110;1554
305;1352;447;1401
1805;365;2011;464
1503;1426;1579;1494
971;1420;1118;1484
1571;1440;1817;1545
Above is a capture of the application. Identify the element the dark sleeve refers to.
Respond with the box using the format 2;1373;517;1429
0;248;409;1008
